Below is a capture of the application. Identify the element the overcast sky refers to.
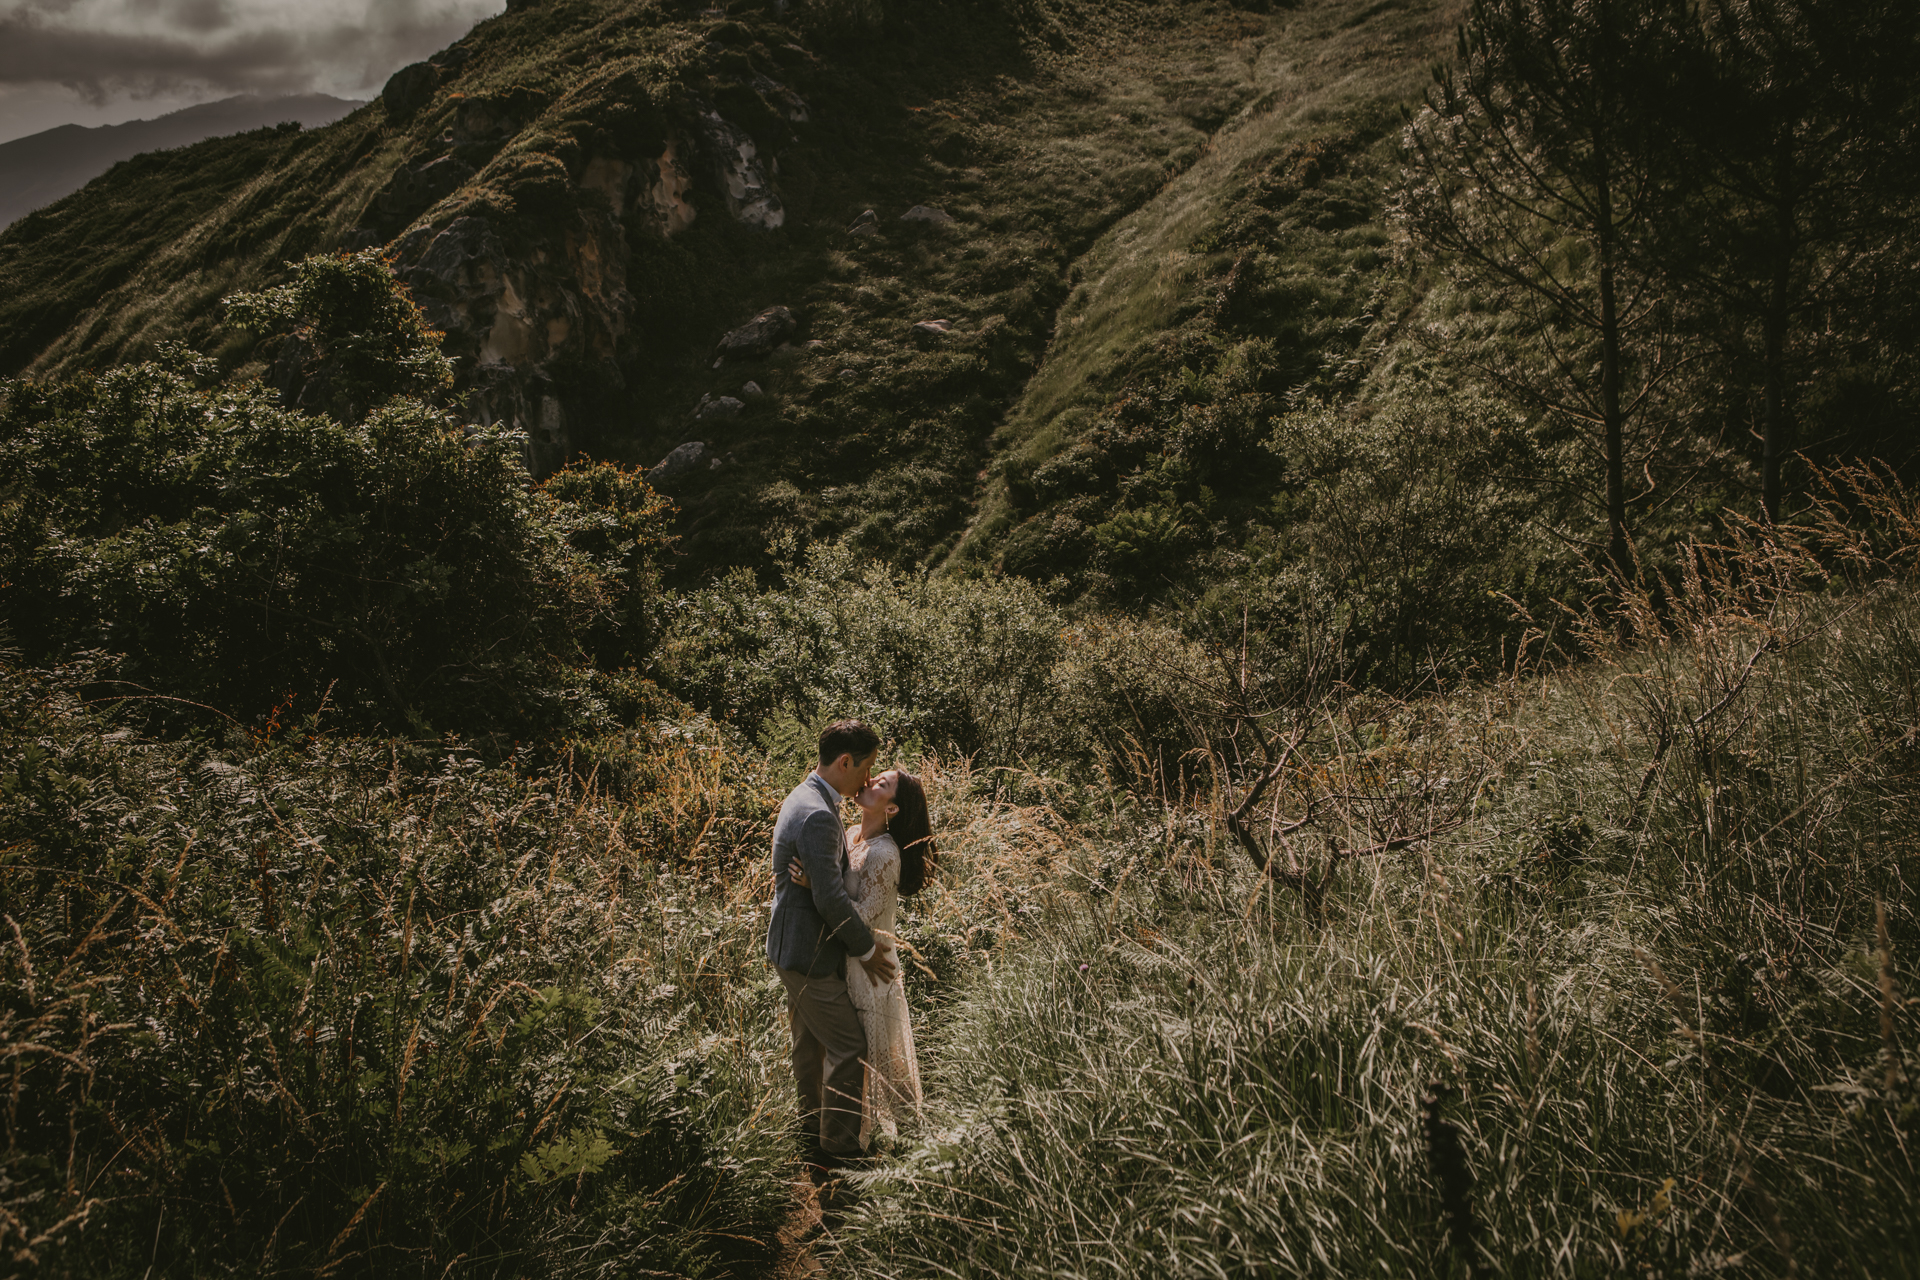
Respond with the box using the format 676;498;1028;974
0;0;505;142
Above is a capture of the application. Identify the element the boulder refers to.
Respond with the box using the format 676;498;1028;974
900;204;954;225
847;208;880;236
912;319;954;339
694;394;746;422
382;62;440;119
714;306;797;363
741;381;766;399
648;441;712;489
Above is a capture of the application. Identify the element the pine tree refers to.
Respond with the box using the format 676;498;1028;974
1398;0;1690;577
1658;0;1920;520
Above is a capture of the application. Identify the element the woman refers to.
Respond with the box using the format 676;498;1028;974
791;768;933;1146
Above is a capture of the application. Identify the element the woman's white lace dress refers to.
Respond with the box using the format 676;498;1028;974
844;830;923;1145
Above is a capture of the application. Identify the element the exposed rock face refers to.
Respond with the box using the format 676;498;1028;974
714;306;797;364
847;208;879;236
383;63;439;119
648;142;699;235
901;204;954;224
331;68;810;476
396;217;506;342
693;106;784;230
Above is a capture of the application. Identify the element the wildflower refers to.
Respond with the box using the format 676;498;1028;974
1652;1177;1675;1218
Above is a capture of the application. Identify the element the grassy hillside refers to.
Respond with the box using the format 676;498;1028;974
0;0;1464;586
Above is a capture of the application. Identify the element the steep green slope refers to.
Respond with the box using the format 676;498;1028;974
0;0;1455;583
952;0;1449;581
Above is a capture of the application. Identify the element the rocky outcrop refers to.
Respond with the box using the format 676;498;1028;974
693;105;785;230
648;441;717;489
339;61;811;475
383;63;440;119
647;142;698;235
901;204;954;225
713;306;797;364
362;156;476;241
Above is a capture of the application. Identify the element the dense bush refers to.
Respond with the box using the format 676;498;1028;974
0;259;673;744
659;540;1213;785
225;251;454;423
1255;396;1566;687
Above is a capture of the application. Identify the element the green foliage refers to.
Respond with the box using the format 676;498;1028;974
225;249;455;421
0;352;669;741
1254;397;1566;685
542;458;678;670
662;540;1070;766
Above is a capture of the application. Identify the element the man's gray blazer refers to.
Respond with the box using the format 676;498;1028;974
766;773;877;978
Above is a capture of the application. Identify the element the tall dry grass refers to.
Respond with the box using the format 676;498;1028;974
823;465;1920;1278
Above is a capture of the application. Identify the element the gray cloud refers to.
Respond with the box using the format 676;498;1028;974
0;1;500;105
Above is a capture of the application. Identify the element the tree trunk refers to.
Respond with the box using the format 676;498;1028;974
1761;164;1797;524
1598;179;1630;579
1760;290;1790;524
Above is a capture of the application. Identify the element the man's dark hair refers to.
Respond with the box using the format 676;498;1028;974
818;719;880;767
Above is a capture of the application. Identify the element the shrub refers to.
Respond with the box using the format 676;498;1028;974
1258;397;1565;687
0;360;669;742
224;250;454;423
660;542;1068;767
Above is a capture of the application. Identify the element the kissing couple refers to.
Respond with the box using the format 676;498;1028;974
766;719;935;1187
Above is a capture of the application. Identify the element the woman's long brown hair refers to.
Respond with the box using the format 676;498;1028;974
889;771;935;896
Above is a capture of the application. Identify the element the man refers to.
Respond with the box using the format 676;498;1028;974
767;719;899;1177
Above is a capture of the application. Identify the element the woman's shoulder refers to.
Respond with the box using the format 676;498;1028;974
865;832;901;862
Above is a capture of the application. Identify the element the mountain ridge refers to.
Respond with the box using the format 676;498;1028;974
0;0;1453;587
0;93;366;229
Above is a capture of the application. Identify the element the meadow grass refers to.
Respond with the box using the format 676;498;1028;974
820;491;1920;1278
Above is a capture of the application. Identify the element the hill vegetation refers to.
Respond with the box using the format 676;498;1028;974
0;95;364;231
0;0;1917;1276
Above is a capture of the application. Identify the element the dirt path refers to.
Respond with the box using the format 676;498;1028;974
768;1178;824;1278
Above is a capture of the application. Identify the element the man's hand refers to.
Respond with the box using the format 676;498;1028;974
856;942;898;986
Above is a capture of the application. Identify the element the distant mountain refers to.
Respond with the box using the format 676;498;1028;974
0;94;365;228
